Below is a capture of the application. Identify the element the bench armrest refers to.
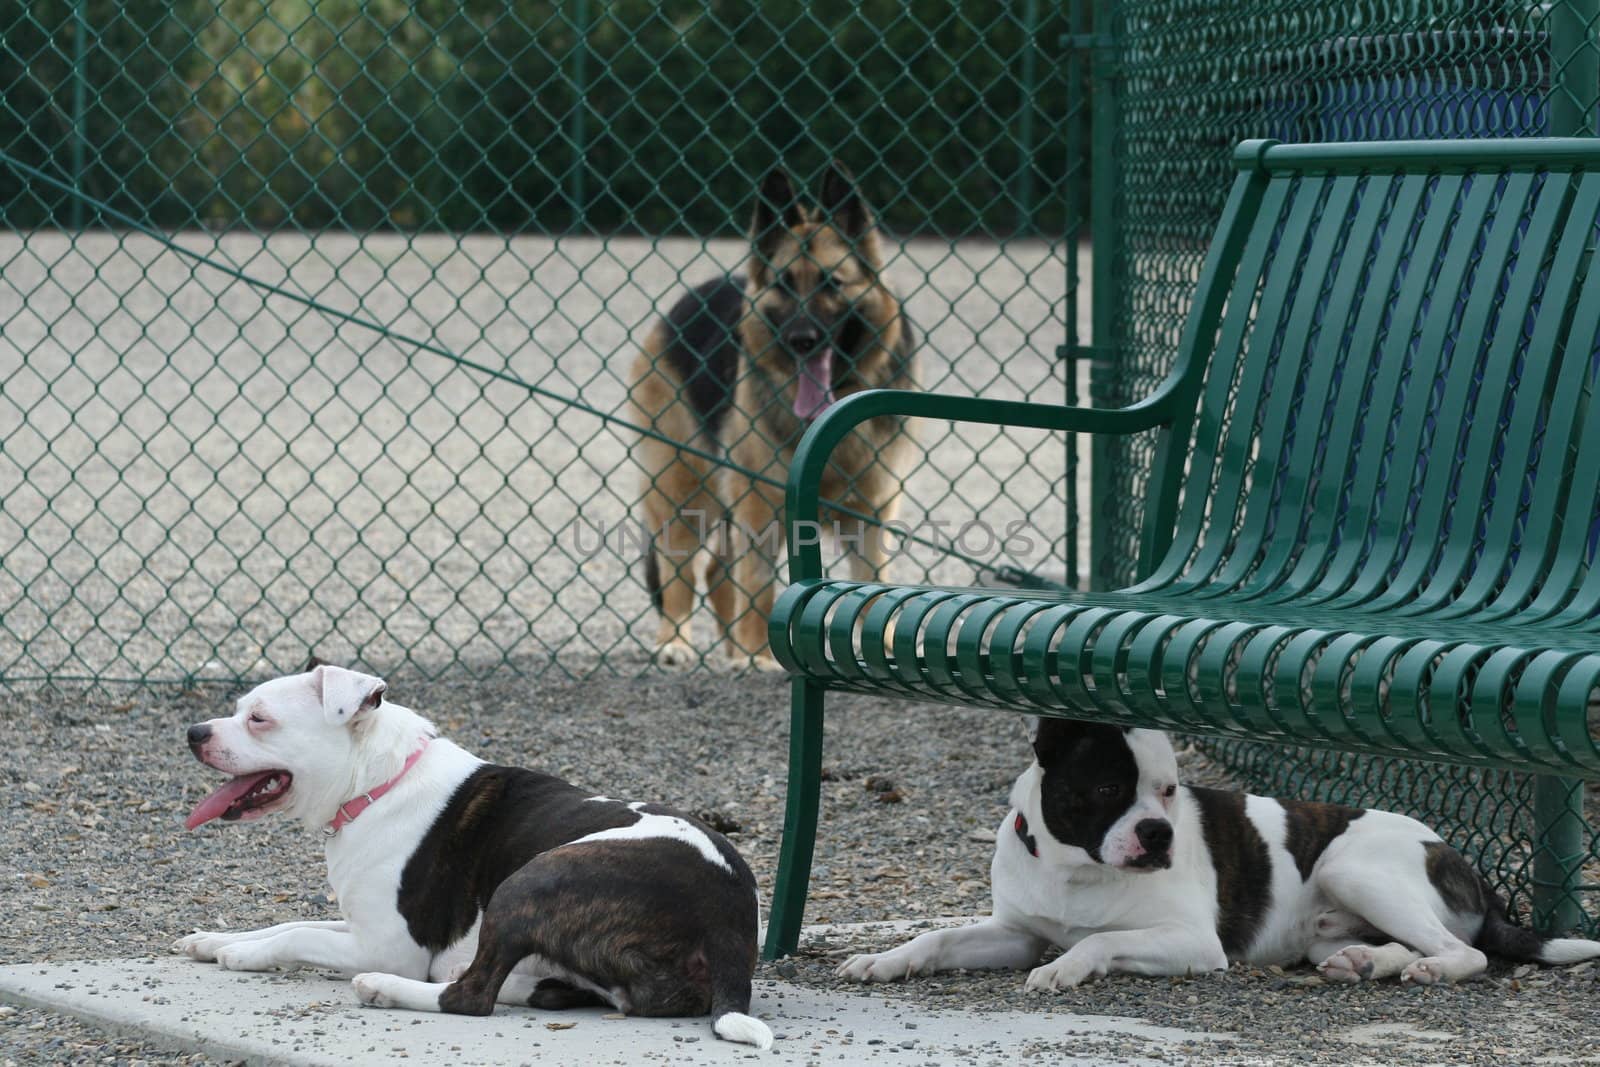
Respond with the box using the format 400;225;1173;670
786;388;1176;581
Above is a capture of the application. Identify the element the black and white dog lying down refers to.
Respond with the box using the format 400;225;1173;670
840;719;1600;990
176;665;772;1049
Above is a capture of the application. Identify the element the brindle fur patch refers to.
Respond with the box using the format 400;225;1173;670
437;839;757;1019
1187;787;1273;956
403;767;760;1022
1423;839;1491;916
1280;798;1365;880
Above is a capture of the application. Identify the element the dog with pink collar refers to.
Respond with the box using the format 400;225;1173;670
175;663;771;1049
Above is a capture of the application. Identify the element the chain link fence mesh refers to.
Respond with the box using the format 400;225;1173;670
1;0;1085;684
1096;0;1598;935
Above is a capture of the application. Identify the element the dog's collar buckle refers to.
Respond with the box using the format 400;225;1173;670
324;739;431;837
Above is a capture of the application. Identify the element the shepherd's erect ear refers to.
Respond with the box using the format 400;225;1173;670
820;161;875;240
312;665;387;727
751;168;803;266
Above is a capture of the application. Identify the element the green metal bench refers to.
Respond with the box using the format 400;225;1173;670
761;138;1600;959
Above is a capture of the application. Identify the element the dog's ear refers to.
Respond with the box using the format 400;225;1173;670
820;161;880;261
751;168;803;270
1034;718;1132;765
1032;717;1090;764
303;653;329;672
312;665;386;728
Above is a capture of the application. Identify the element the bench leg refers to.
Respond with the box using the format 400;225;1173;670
763;677;825;960
1531;774;1586;934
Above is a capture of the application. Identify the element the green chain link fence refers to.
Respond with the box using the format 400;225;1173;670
1086;0;1599;935
0;0;1084;683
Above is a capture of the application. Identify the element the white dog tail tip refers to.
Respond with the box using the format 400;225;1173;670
1538;938;1600;966
713;1011;774;1050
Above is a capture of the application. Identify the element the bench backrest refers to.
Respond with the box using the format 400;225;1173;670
1142;139;1600;626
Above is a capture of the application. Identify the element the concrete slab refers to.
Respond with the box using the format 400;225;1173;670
0;956;1225;1067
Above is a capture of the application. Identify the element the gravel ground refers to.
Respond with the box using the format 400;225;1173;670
3;675;1598;1065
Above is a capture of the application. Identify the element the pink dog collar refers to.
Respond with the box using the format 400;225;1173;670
325;739;431;836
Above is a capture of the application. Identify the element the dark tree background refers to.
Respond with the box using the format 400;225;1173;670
1;0;1072;236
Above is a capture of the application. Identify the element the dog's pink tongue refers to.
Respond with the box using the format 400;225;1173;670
793;348;836;421
185;771;275;830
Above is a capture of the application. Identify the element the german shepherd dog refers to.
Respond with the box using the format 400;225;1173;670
628;164;918;668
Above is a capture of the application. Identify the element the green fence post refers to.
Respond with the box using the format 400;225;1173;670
1086;0;1121;591
1530;0;1597;934
1061;0;1088;587
1012;0;1040;235
1550;0;1598;139
567;0;591;231
69;0;89;230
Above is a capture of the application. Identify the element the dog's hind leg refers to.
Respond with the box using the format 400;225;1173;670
1312;941;1423;982
632;335;723;669
432;940;539;1016
429;854;637;1017
1317;852;1488;984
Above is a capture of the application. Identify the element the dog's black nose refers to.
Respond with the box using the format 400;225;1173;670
187;723;212;753
1135;818;1172;855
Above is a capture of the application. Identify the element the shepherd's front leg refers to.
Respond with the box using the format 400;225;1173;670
725;480;785;668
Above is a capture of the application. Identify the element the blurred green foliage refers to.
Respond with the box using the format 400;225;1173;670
1;0;1071;235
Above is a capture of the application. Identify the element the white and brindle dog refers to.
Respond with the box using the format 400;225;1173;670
175;664;772;1049
841;719;1600;990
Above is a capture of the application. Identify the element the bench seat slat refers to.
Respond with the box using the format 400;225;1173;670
1366;171;1547;613
1427;175;1600;617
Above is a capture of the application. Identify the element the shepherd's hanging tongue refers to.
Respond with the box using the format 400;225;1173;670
794;347;836;420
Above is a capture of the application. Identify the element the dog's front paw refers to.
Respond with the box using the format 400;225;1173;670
214;941;279;972
353;972;399;1007
725;652;785;674
173;931;230;962
653;640;697;670
836;952;916;983
1025;955;1095;992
